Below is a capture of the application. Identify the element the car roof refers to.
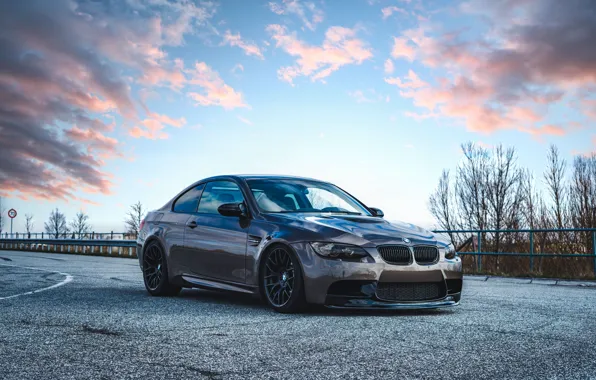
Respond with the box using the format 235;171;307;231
200;174;328;183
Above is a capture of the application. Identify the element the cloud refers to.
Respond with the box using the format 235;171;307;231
65;127;120;158
519;125;566;138
222;30;264;59
231;64;244;75
130;113;187;140
187;62;249;109
387;0;596;135
269;0;324;31
391;37;416;61
266;24;373;84
0;0;214;201
384;58;394;74
237;116;253;125
348;89;388;103
381;6;408;19
385;70;427;89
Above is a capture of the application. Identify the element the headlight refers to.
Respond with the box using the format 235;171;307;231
444;244;457;260
310;242;372;262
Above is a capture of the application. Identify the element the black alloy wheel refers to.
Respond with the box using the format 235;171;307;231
262;245;305;313
142;241;181;296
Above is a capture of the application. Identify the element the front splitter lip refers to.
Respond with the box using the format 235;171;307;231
325;295;460;310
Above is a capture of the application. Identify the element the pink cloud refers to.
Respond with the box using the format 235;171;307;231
187;62;249;109
130;113;187;140
519;124;566;138
140;59;187;89
385;70;427;89
0;0;215;201
222;31;264;59
387;1;596;136
384;58;394;74
381;6;408;19
348;89;388;103
269;0;324;31
66;127;120;157
391;37;416;61
267;24;373;84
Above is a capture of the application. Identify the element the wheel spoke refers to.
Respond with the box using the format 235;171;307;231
263;247;297;308
143;244;164;291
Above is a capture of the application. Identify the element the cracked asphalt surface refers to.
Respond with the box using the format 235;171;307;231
1;250;595;380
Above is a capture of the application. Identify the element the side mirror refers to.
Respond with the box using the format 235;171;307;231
370;207;384;218
218;202;247;217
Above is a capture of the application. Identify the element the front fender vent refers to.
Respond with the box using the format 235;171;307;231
247;235;262;247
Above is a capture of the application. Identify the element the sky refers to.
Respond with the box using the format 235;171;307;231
0;0;593;233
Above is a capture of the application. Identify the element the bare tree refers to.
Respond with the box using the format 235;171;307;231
544;145;567;229
486;144;523;256
70;210;91;238
569;154;596;254
428;170;458;246
0;196;5;234
125;201;146;237
45;208;69;239
24;214;34;237
428;143;595;277
455;143;490;232
569;154;596;228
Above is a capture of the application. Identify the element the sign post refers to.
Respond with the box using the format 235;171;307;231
8;209;17;236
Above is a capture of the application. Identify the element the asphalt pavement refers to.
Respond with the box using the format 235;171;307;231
1;250;595;380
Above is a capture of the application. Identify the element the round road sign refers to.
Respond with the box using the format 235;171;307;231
8;209;17;219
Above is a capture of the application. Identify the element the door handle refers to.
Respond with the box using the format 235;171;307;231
186;220;198;229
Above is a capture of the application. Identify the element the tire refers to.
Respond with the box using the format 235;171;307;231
261;244;306;313
142;240;181;297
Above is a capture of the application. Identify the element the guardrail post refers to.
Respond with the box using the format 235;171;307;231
529;231;534;272
477;231;482;272
593;231;596;278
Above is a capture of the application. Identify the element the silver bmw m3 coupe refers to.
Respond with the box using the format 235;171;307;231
137;175;463;313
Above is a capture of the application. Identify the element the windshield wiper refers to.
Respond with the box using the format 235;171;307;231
320;211;362;215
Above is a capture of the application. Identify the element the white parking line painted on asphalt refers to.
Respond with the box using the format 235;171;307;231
0;263;74;301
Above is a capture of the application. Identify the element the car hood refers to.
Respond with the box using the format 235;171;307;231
268;213;448;247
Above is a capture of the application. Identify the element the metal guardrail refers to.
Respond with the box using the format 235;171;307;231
1;232;135;240
0;238;138;257
433;228;596;276
2;228;594;276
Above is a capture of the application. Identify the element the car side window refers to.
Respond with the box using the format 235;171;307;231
197;181;245;214
173;184;205;213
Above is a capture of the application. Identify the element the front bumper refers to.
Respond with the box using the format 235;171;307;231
325;292;461;309
290;242;463;308
326;294;461;309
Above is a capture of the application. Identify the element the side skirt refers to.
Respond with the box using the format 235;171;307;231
181;275;257;295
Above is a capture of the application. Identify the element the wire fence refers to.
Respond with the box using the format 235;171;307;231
1;228;595;279
433;228;596;279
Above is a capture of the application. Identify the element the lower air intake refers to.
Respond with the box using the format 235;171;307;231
376;282;445;302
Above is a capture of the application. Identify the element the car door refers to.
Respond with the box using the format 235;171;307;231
183;180;248;284
166;183;205;277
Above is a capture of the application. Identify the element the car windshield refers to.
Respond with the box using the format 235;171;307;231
246;179;372;216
